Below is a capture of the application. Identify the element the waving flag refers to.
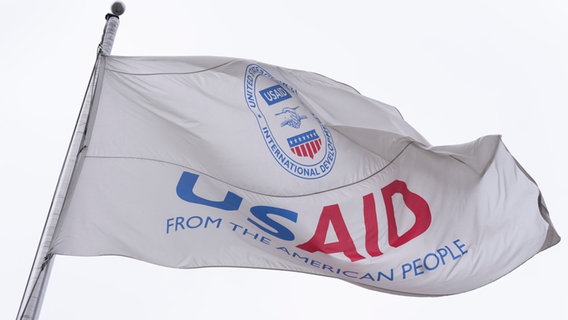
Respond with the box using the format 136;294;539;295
43;55;558;297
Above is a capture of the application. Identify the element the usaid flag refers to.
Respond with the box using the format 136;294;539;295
48;56;559;296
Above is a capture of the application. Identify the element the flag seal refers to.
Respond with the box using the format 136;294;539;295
244;64;336;179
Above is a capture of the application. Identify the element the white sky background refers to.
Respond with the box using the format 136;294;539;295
1;0;567;319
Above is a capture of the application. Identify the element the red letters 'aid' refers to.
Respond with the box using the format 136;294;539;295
297;180;431;262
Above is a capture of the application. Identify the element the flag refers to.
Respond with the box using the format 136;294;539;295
49;55;559;296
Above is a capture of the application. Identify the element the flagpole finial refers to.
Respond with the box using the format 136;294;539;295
111;1;126;16
100;2;124;55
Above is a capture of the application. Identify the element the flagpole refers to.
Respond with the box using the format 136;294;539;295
16;3;125;319
101;2;125;55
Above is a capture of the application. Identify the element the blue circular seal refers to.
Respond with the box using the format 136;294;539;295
244;64;336;179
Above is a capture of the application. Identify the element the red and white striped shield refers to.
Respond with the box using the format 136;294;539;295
287;129;322;159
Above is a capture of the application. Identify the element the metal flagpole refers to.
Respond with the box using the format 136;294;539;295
16;3;125;319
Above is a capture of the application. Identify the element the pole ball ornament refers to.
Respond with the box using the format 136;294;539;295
111;2;126;16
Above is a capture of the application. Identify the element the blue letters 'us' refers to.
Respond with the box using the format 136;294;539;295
176;171;298;241
176;172;243;210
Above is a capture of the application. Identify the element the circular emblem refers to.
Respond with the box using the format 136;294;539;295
244;64;336;179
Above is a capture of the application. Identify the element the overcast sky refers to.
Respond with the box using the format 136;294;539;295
2;1;567;319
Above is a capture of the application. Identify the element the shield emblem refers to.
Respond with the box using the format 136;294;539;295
287;130;322;159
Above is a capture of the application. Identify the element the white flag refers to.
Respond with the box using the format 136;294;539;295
50;56;559;296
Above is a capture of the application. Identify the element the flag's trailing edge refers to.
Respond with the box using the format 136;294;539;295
45;55;560;300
